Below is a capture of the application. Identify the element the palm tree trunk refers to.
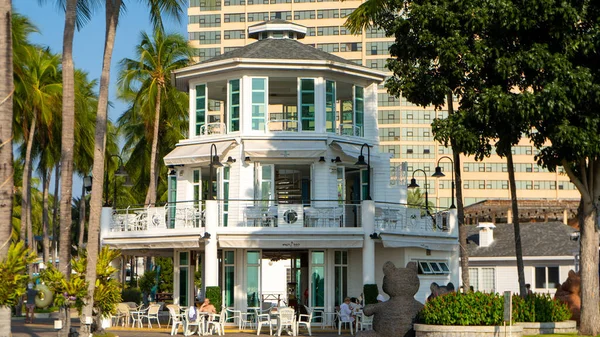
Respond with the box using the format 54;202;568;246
78;181;86;249
52;163;60;266
145;87;162;206
446;93;469;292
42;168;51;265
24;116;36;254
58;1;78;336
80;1;122;335
58;0;77;277
0;2;15;336
506;151;526;297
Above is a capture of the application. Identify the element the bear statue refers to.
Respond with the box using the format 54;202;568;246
426;282;455;302
356;261;424;337
554;270;581;323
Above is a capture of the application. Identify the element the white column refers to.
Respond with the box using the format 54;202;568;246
99;207;114;246
204;200;219;287
362;200;375;285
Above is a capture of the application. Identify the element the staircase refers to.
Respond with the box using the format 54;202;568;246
275;170;301;204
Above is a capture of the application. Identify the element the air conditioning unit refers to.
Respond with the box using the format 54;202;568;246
278;204;304;227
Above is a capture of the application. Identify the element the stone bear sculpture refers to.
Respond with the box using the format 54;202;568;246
356;261;424;337
554;270;581;323
426;282;455;302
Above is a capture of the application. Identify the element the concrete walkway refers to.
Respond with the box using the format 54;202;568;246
11;317;349;337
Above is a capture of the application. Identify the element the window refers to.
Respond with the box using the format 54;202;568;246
469;267;495;292
224;13;245;22
300;79;315;131
418;261;450;275
224;30;245;40
535;266;559;290
247;12;268;22
325;80;336;133
294;10;315;20
195;84;206;136
228;79;240;132
317;9;339;19
251;78;267;131
354;86;364;137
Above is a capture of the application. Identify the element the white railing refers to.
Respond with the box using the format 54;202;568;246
199;122;227;135
337;124;361;137
266;119;299;132
374;204;455;236
218;200;362;228
109;204;204;232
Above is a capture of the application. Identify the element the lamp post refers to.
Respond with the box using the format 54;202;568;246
105;154;130;209
432;155;456;209
408;169;430;216
355;143;371;200
208;144;223;200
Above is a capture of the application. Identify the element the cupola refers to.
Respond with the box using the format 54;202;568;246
248;19;307;40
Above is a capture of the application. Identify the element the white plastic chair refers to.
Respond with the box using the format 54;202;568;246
337;311;354;335
167;304;181;329
357;313;372;331
183;308;204;336
296;306;313;336
224;307;242;329
146;303;162;328
115;303;131;327
168;306;184;335
207;310;227;336
276;307;297;337
256;308;276;335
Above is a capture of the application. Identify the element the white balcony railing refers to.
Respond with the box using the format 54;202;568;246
337;124;361;137
105;200;456;238
266;119;299;132
199;122;227;136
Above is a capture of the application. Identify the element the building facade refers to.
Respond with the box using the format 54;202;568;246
187;0;580;209
100;21;459;316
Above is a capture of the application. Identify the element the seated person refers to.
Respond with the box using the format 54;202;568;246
339;297;354;322
199;297;217;314
349;297;362;312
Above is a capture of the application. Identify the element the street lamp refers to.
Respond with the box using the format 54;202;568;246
208;144;223;200
355;143;371;200
408;169;431;216
432;155;456;209
105;154;132;209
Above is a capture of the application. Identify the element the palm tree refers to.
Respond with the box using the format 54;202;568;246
117;29;192;206
0;1;15;334
81;2;186;335
13;47;62;255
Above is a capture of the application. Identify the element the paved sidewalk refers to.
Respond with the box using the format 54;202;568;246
11;317;348;337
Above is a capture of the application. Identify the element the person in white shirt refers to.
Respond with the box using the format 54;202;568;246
339;297;354;322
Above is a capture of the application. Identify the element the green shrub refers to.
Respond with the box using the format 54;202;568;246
363;284;378;305
419;292;504;326
121;288;142;304
93;332;117;337
420;291;572;326
512;293;571;322
205;286;222;312
0;242;36;307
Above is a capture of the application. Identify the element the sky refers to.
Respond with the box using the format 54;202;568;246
14;1;188;195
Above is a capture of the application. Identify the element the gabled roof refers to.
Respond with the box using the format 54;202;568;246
466;222;578;258
201;38;359;66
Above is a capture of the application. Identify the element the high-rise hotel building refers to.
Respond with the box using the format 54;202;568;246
186;0;580;209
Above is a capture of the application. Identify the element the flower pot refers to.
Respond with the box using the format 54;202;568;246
414;323;524;337
514;321;577;335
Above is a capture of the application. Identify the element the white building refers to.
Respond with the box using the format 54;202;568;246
100;20;459;315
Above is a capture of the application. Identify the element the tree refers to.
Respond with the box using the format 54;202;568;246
346;0;480;292
117;29;192;206
0;0;16;333
81;2;186;336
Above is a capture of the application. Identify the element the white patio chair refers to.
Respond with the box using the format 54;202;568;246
115;303;131;327
337;311;353;335
357;313;372;331
223;307;242;329
183;307;204;336
245;207;264;227
145;303;162;328
168;306;184;335
296;306;313;336
276;307;297;337
167;304;181;328
255;308;276;335
207;310;227;336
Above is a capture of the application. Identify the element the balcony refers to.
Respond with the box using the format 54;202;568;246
101;200;457;239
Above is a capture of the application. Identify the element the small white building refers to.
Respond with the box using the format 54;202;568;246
100;20;459;314
464;222;578;295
